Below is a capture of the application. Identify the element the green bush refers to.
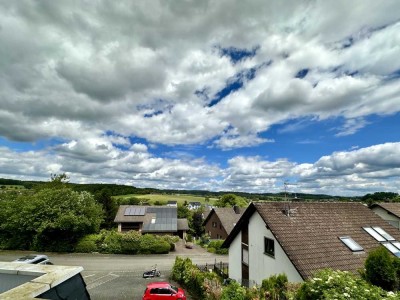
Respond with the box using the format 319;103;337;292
261;273;288;300
75;234;101;253
101;230;123;253
120;231;141;254
171;256;220;299
365;246;397;291
220;280;247;300
296;269;396;300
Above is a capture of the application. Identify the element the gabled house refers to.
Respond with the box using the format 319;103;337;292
370;203;400;229
203;206;244;240
222;202;400;286
114;205;188;238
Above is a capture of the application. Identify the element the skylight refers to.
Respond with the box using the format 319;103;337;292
382;242;400;257
392;241;400;250
339;236;364;252
363;227;386;242
372;227;395;241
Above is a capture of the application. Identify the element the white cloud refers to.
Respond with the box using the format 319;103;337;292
0;1;399;195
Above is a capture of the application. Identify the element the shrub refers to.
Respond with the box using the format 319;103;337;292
220;280;247;300
365;246;397;291
120;230;141;254
261;273;288;300
75;234;101;253
296;269;395;300
101;230;122;253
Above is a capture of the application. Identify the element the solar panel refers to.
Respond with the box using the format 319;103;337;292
124;206;146;216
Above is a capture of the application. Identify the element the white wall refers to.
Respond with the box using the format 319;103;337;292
371;207;400;229
228;231;242;282
248;212;303;284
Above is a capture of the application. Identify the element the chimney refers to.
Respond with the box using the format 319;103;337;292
233;205;240;214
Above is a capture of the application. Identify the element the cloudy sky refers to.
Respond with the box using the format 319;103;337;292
0;0;400;196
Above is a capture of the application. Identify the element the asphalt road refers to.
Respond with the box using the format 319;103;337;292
0;241;228;300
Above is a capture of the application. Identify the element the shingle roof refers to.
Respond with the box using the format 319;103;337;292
177;218;189;230
225;202;400;280
371;203;400;219
114;205;146;223
211;207;244;235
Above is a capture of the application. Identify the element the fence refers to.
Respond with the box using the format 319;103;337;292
196;260;229;279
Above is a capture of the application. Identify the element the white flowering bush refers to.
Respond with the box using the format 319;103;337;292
296;269;400;300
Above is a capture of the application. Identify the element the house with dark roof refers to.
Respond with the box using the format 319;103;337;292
203;206;244;240
114;205;189;239
222;202;400;286
370;203;400;229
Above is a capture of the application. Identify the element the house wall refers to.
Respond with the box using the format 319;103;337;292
228;230;242;282
204;213;228;239
371;207;400;229
248;212;303;284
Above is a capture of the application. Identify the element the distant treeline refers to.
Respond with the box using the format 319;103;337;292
1;177;353;200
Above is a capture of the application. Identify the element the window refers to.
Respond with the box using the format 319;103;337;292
151;218;156;224
242;248;249;265
373;227;395;241
382;242;400;257
212;222;217;228
264;237;275;257
363;227;386;242
364;227;395;241
339;236;363;252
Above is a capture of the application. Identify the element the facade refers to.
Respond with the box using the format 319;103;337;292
370;203;400;229
223;202;400;286
203;207;244;240
0;262;89;299
114;205;188;238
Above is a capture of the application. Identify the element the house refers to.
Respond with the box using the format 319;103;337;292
167;200;178;207
222;202;400;286
203;206;244;240
114;205;189;239
188;201;202;210
0;262;89;299
370;203;400;229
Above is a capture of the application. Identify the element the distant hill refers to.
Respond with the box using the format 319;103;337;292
0;177;356;200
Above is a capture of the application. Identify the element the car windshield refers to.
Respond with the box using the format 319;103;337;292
170;285;178;293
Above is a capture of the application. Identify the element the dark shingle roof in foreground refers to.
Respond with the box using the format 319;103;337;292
225;202;400;280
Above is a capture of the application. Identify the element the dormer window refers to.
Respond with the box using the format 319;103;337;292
339;236;363;252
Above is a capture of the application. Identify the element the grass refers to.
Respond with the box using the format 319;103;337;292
114;193;218;206
0;185;25;190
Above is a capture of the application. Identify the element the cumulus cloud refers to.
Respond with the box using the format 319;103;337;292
0;1;399;195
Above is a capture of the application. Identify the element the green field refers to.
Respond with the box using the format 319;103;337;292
114;193;218;205
0;185;25;190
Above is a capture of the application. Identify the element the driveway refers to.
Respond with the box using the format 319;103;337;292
0;241;227;300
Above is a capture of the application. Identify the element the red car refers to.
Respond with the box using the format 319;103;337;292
142;282;187;300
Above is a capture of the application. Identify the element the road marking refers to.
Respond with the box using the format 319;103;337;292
86;273;120;290
83;274;96;278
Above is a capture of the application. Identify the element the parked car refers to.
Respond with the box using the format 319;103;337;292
12;254;53;265
142;282;187;300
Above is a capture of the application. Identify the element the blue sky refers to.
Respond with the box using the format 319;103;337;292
0;0;400;196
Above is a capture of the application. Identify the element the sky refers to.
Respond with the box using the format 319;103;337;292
0;1;400;196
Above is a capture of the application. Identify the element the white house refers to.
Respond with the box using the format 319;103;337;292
223;202;400;286
370;203;400;229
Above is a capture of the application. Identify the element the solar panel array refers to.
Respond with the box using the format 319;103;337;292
142;207;177;232
124;206;146;216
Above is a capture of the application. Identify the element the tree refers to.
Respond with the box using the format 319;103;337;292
0;187;103;252
95;189;118;229
214;194;248;207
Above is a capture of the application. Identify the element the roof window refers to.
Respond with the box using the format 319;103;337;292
363;227;386;242
382;242;400;257
372;227;395;241
339;236;363;252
